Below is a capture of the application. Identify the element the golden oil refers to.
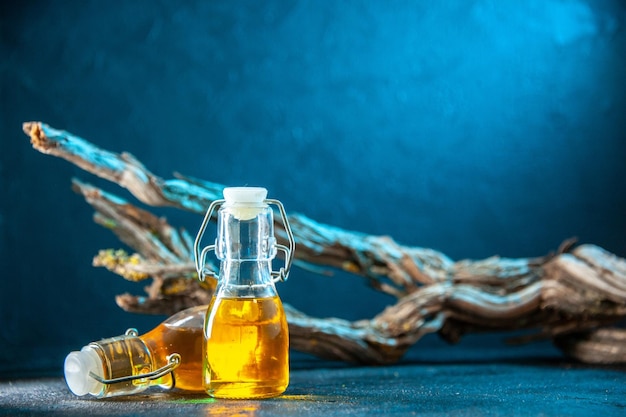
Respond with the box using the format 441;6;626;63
204;295;289;399
141;305;205;392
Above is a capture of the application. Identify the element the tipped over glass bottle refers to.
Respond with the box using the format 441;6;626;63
194;187;295;399
64;305;206;398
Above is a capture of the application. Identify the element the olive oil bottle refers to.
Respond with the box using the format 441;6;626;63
194;187;295;399
64;305;206;398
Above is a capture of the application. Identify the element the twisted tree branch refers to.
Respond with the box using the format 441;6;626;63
23;121;626;364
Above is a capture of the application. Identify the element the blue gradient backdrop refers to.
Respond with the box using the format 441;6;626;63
1;0;625;375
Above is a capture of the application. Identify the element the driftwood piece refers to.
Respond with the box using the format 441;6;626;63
23;122;626;365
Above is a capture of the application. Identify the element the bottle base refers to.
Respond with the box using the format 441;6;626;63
207;381;288;399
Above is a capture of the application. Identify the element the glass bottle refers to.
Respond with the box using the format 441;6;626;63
194;187;295;399
64;305;206;398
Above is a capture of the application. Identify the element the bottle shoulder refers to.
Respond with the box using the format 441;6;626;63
216;282;279;299
162;305;207;329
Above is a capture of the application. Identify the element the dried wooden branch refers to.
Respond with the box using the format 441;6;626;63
23;122;453;297
24;121;626;365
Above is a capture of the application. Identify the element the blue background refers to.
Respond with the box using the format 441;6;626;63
2;0;625;376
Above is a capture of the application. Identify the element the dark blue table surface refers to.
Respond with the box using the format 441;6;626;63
1;357;624;417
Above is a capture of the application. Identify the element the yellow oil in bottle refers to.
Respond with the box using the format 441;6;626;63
204;295;289;399
141;316;205;391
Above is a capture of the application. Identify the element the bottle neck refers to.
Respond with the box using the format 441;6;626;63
214;203;279;298
65;334;167;398
216;205;277;262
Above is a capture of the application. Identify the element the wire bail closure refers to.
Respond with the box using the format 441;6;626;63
193;197;295;283
88;329;181;385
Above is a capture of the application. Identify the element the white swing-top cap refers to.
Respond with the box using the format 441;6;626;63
64;347;104;396
223;187;267;205
223;187;268;220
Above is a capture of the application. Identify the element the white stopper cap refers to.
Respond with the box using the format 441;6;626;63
64;347;105;396
223;187;268;220
223;187;267;205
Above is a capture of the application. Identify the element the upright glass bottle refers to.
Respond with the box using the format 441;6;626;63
194;187;295;399
64;305;206;398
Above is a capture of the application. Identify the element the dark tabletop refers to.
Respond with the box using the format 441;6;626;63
1;359;625;417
